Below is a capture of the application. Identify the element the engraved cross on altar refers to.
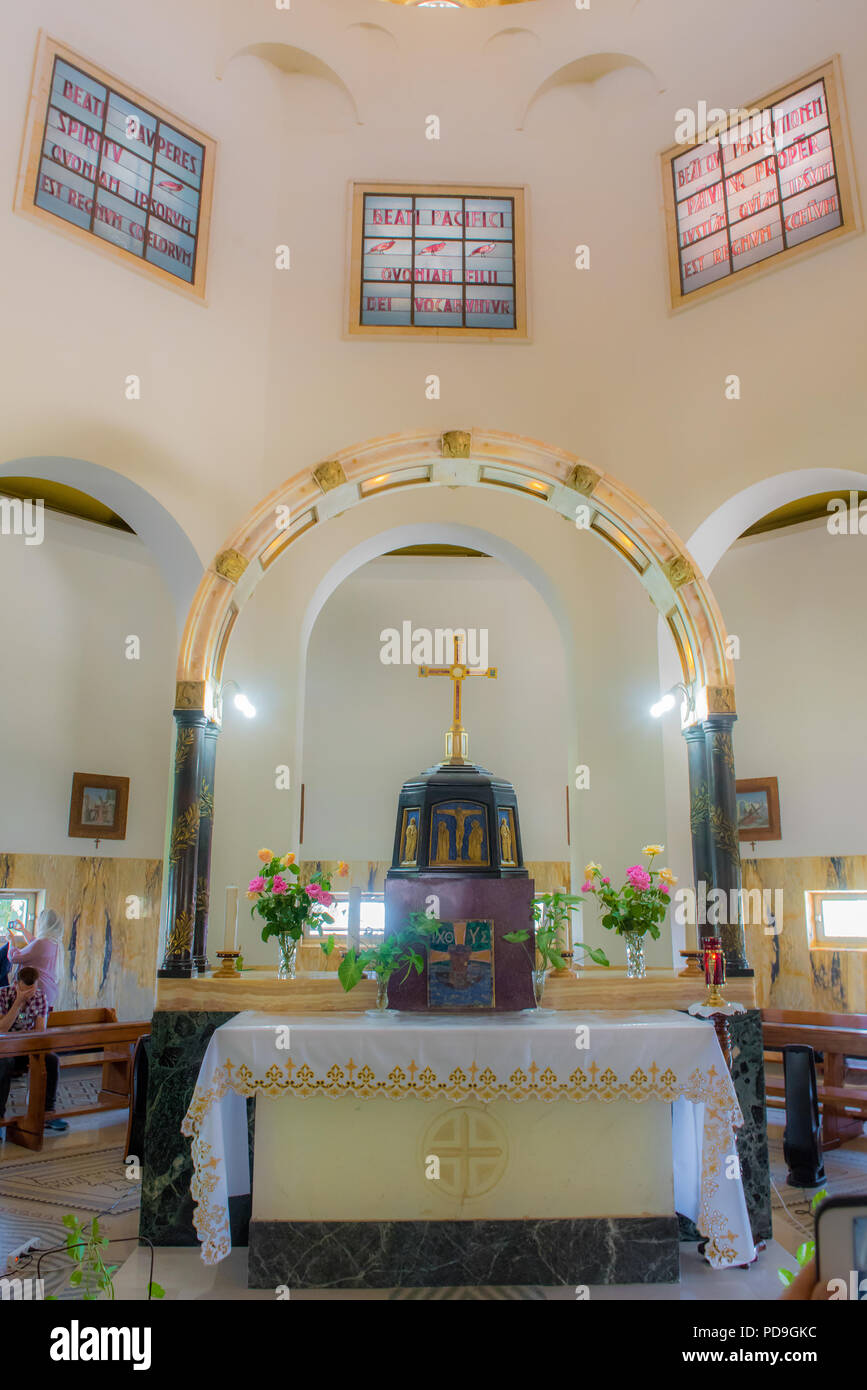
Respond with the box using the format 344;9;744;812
419;633;497;764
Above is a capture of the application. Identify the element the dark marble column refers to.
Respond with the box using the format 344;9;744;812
703;715;750;975
158;710;208;979
684;724;713;940
192;723;218;976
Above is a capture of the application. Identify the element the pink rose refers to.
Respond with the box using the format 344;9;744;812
660;883;670;895
248;876;265;893
318;890;334;907
272;875;288;895
602;877;610;885
626;865;652;891
581;880;594;893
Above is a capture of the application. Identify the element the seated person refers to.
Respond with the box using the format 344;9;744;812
7;909;63;1009
0;964;68;1134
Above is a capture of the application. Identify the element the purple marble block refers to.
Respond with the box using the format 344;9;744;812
385;874;535;1012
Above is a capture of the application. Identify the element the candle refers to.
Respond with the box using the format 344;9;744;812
223;885;239;952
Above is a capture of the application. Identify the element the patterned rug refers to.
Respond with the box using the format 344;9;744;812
7;1066;101;1115
0;1146;140;1216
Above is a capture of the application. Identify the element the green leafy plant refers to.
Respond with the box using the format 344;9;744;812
777;1188;826;1286
504;891;610;970
338;911;439;992
44;1215;164;1301
581;847;676;941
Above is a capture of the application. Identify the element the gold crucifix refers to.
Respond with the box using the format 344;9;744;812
419;634;497;764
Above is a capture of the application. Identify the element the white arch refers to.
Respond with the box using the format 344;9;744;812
0;456;203;635
300;520;574;659
688;467;867;577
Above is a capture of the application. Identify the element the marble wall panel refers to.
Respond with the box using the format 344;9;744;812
0;852;161;1020
743;855;867;1014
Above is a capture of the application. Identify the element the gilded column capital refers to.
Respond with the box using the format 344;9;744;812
174;681;208;712
704;685;737;716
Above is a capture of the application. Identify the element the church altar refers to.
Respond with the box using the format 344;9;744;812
181;1007;756;1287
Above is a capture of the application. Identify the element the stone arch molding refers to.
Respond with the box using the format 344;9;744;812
176;428;735;726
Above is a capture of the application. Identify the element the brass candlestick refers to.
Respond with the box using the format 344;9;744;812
213;951;241;979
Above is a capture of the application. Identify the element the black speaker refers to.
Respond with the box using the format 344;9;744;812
782;1044;826;1187
125;1034;150;1163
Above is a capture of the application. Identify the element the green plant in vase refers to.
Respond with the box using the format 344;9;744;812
581;846;676;978
338;912;439;1015
505;891;609;1011
247;849;348;979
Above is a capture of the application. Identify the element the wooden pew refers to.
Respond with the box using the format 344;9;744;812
762;1008;867;1150
0;1015;151;1152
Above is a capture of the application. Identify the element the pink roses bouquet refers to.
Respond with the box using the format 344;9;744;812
581;846;677;941
247;849;348;945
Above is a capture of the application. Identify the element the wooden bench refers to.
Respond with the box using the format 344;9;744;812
0;1010;151;1152
762;1008;867;1150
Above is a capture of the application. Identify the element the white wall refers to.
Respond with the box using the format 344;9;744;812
0;510;176;857
710;518;867;859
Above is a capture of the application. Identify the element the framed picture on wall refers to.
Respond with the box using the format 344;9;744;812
736;776;781;842
68;772;129;840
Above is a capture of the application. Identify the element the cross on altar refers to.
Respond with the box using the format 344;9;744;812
419;633;497;764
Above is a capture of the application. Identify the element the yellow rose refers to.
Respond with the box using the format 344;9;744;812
257;848;273;863
658;868;678;886
246;890;260;900
337;861;349;877
643;844;665;857
584;861;602;878
281;852;296;867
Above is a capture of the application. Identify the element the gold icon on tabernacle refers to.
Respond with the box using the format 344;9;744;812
430;801;489;866
499;814;515;865
436;819;450;862
401;814;418;865
468;819;483;864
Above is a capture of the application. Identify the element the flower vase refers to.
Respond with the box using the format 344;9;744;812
366;974;398;1019
276;934;298;980
523;966;556;1016
623;930;646;979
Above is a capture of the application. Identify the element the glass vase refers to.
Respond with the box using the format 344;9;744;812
623;930;646;979
276;934;298;980
522;967;556;1016
366;974;398;1018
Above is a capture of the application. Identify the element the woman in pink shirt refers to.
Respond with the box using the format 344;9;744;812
7;908;63;1010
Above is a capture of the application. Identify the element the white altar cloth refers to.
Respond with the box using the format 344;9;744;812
181;1009;756;1270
